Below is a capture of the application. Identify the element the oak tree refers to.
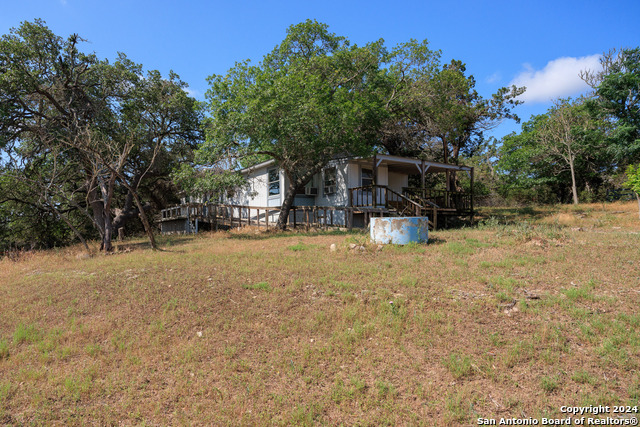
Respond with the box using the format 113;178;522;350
202;20;382;228
0;20;201;251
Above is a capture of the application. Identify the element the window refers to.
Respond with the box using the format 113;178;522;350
324;167;336;195
361;168;373;187
268;168;280;196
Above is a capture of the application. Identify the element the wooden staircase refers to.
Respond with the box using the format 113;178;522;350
349;185;439;229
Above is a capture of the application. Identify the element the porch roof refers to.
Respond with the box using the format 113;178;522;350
352;154;472;175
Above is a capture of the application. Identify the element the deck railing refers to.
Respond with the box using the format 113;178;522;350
158;184;465;233
403;188;473;212
349;185;423;215
159;203;354;231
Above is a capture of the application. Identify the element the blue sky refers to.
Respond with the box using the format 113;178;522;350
2;0;639;140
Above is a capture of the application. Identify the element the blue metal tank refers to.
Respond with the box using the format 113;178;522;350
370;217;429;245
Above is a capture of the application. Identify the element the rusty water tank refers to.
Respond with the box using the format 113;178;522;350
370;217;429;245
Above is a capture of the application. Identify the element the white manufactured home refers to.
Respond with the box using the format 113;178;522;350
159;154;474;232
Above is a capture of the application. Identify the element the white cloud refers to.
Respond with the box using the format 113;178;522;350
509;55;602;103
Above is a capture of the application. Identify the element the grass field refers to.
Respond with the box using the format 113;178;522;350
1;202;639;425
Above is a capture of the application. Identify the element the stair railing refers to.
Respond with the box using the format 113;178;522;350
349;185;431;219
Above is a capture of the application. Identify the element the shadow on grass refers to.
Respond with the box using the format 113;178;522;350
476;206;547;224
227;228;366;241
115;234;198;252
380;237;445;254
426;236;447;246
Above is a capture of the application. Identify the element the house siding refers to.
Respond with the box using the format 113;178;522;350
226;157;410;214
226;166;280;207
388;171;408;193
314;160;350;208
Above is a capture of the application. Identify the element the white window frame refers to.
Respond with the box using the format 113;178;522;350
361;168;373;187
268;168;280;197
323;167;337;195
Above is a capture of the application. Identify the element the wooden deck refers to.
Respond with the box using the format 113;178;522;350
347;185;474;228
159;204;357;233
402;187;473;215
159;186;473;234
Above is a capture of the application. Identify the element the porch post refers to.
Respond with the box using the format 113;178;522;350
470;167;475;219
372;153;378;186
443;143;451;192
421;159;426;199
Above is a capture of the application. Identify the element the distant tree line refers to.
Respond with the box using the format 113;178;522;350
489;48;639;206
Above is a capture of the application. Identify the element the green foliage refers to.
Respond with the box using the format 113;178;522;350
375;379;396;398
200;20;382;227
586;48;640;162
0;20;202;251
287;242;316;251
443;241;475;255
85;343;101;357
171;163;246;199
379;49;525;166
572;370;597;385
624;164;640;216
0;171;83;250
496;47;639;204
498;99;610;204
625;164;640;195
562;280;596;301
444;389;473;423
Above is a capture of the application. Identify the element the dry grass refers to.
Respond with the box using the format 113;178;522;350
1;202;639;425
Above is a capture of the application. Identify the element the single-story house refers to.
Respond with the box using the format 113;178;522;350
233;153;470;203
160;154;474;232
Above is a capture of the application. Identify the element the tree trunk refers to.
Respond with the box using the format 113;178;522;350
276;181;300;230
64;218;91;253
274;162;326;230
130;188;158;250
98;175;116;252
111;170;158;250
569;156;579;205
442;138;453;191
102;208;113;252
49;203;91;253
450;144;462;191
88;183;106;241
636;193;640;219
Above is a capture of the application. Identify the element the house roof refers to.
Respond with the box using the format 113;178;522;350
238;159;276;175
238;154;472;175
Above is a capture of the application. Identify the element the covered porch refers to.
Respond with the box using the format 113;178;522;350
348;154;474;216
